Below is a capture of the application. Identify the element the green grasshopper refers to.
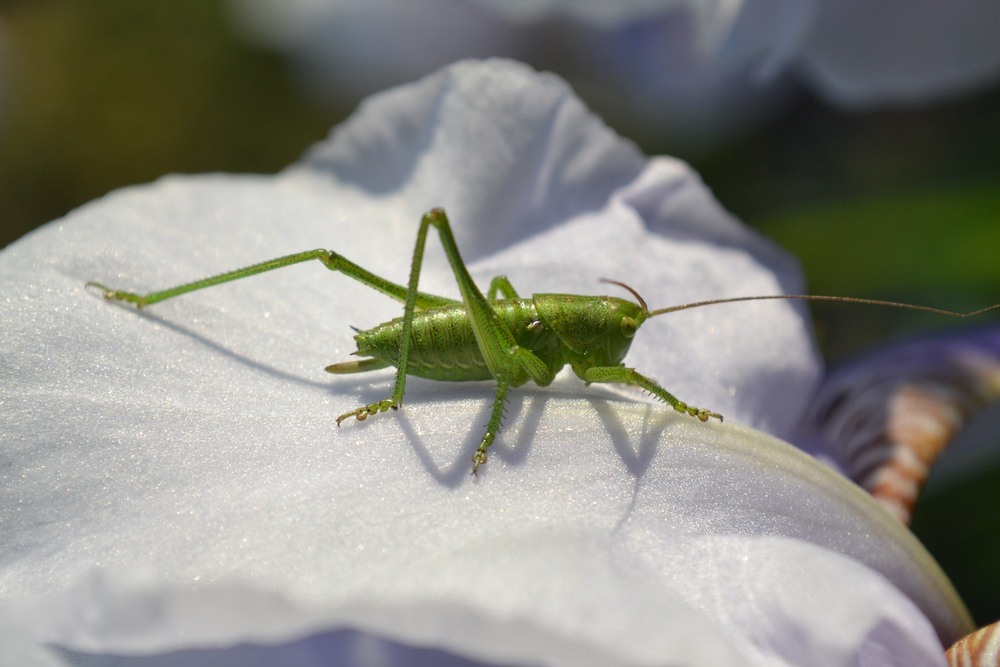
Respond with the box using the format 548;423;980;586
87;208;1000;474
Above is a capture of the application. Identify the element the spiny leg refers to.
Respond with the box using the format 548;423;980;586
89;246;457;427
472;378;509;475
416;209;532;379
422;210;557;472
470;345;555;473
436;215;561;471
88;249;456;310
582;366;723;422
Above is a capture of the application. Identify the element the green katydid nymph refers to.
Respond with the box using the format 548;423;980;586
87;208;1000;475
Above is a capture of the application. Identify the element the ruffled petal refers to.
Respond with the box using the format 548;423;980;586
0;59;965;667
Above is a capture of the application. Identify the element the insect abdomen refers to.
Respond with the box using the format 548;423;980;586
353;300;560;382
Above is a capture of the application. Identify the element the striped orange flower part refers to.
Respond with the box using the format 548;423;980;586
947;619;1000;666
806;329;1000;524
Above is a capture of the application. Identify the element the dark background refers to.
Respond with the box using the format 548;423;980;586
2;0;998;627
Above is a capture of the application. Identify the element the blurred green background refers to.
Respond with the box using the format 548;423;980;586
2;0;998;629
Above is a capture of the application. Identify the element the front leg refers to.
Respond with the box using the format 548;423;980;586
582;366;723;422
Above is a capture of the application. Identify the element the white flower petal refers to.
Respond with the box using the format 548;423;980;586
0;60;967;666
230;0;1000;135
230;0;527;98
799;0;1000;106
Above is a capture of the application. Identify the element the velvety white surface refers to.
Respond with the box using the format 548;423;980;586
0;60;969;666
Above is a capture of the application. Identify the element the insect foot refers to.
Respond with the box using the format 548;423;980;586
85;282;149;308
679;404;724;423
336;399;399;426
470;427;500;476
471;449;488;476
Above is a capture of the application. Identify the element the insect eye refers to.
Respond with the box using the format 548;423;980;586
620;316;637;339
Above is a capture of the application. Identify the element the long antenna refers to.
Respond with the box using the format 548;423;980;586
646;294;1000;319
600;278;648;314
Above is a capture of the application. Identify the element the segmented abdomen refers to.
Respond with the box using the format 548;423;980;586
353;300;558;382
